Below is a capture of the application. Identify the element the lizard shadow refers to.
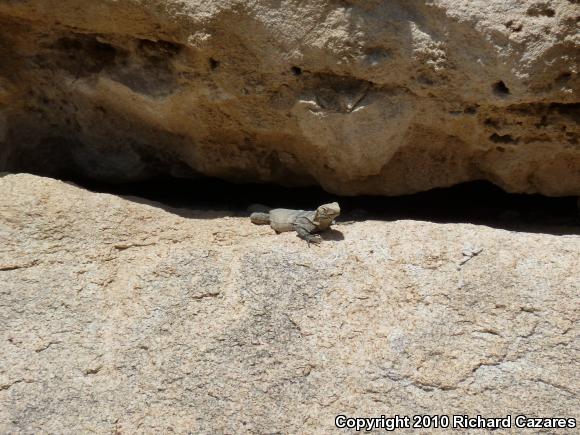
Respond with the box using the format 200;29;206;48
320;229;345;241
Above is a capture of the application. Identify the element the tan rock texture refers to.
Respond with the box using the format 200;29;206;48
1;173;579;433
0;0;579;195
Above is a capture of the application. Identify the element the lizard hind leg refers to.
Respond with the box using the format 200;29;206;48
250;212;271;225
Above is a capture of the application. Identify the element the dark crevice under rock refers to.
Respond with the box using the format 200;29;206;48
69;175;580;236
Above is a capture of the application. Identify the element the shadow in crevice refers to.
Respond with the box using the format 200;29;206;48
71;175;580;236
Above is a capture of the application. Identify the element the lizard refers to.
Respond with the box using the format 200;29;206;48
250;202;341;244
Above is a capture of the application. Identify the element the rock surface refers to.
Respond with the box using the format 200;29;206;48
1;173;579;433
0;0;579;195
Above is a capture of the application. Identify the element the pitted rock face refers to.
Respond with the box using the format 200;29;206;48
0;0;578;195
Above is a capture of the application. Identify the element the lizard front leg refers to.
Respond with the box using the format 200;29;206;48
294;220;322;244
295;226;322;244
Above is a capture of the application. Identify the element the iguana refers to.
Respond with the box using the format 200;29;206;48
250;202;341;244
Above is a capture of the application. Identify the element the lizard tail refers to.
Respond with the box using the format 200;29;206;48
250;212;271;225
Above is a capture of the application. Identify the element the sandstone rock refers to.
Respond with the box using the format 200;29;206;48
0;1;578;195
1;174;578;432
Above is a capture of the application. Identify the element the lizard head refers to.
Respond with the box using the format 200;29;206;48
315;202;341;228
